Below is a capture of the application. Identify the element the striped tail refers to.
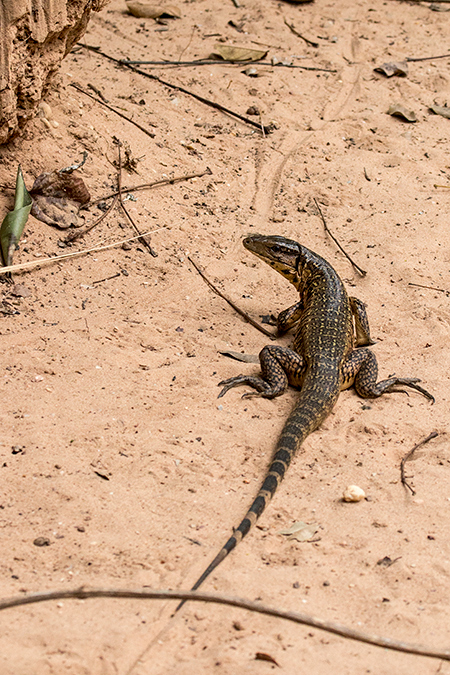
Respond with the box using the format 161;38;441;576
174;381;339;613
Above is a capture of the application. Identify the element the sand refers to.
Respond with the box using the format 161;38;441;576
0;0;449;672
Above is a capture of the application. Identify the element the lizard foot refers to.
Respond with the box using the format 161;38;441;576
218;375;269;399
383;378;434;403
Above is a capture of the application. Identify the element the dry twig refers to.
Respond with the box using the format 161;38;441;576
0;229;165;276
406;53;450;62
77;44;275;135
122;59;334;72
88;168;212;207
67;162;210;245
408;282;449;295
0;586;449;661
115;141;158;257
400;431;438;495
313;198;367;276
70;83;156;139
283;19;319;47
188;255;276;339
65;191;119;243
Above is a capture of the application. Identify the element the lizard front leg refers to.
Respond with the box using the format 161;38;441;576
276;301;303;334
263;301;303;335
349;297;376;347
341;348;434;402
218;345;306;399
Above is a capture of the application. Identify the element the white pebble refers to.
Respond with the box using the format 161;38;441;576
343;485;366;502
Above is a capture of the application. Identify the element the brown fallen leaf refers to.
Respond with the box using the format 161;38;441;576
211;44;267;62
374;61;408;77
429;103;450;119
30;170;90;229
387;103;417;122
255;653;280;667
218;350;260;363
126;1;181;18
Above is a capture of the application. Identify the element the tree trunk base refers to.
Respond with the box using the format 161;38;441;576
0;0;109;145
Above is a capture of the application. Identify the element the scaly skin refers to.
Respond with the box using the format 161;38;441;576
177;235;433;608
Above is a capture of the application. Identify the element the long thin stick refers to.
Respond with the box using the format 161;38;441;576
88;167;212;206
400;431;438;495
188;255;276;339
77;44;274;135
70;83;156;139
0;587;448;661
406;53;450;62
65;190;119;243
116;142;158;257
0;229;164;275
283;19;319;48
392;0;450;3
313;198;367;276
409;282;449;294
121;59;335;72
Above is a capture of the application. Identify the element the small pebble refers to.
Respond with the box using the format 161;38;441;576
11;284;31;298
33;536;51;547
39;101;52;118
343;485;366;502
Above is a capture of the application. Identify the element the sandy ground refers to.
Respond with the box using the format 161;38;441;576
0;0;449;672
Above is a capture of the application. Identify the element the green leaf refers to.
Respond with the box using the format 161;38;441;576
1;166;32;266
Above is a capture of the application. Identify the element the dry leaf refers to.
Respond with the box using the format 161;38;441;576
30;170;90;230
218;350;260;363
126;1;181;18
211;44;267;62
387;103;417;122
374;61;408;77
279;521;319;542
429;104;450;119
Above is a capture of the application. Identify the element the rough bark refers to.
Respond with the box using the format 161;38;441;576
0;0;109;145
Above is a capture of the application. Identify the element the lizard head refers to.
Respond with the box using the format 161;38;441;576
243;234;310;288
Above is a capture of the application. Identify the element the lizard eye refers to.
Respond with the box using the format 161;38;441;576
271;245;281;254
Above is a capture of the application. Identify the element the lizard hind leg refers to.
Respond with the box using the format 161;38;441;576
218;345;306;400
345;348;434;402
